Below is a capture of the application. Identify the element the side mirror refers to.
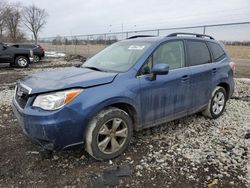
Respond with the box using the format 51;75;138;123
152;63;169;75
148;63;169;81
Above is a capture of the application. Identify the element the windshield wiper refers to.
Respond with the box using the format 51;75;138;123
83;66;104;72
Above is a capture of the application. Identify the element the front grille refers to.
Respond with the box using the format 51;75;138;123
15;84;30;108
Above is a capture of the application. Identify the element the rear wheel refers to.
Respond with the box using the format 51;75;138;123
85;107;133;160
202;86;227;119
15;56;29;68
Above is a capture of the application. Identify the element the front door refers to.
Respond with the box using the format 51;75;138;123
138;40;191;128
0;44;12;63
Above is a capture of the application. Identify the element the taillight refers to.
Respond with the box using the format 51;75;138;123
38;45;44;52
229;62;236;76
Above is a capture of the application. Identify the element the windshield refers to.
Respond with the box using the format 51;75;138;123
82;41;152;72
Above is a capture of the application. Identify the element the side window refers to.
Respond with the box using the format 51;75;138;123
140;41;185;75
141;56;153;75
207;42;225;61
186;41;211;66
153;41;185;69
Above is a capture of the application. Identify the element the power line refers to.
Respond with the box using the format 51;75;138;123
110;7;250;29
39;21;250;39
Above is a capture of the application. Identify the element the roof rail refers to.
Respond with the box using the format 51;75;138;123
127;35;156;39
167;32;214;40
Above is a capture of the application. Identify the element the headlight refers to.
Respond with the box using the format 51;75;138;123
33;89;83;110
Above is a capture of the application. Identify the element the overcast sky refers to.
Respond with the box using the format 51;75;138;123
7;0;250;40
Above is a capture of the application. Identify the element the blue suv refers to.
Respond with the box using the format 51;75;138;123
12;33;235;160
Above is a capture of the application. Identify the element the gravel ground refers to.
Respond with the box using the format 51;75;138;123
0;59;249;187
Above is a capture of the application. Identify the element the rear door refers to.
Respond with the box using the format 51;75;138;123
185;40;213;113
138;40;192;127
207;41;229;86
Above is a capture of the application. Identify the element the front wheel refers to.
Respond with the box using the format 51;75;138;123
202;86;227;119
85;107;133;160
15;56;29;68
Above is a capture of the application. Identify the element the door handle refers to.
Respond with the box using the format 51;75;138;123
212;68;217;74
181;75;190;82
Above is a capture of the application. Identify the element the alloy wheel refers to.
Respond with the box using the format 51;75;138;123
212;91;225;115
18;58;28;67
97;118;128;154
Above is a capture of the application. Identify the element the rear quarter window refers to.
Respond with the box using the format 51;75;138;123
26;45;36;48
19;44;36;48
207;42;226;61
186;40;211;66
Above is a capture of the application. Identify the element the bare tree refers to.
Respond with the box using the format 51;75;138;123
22;5;48;44
0;1;7;40
4;3;23;42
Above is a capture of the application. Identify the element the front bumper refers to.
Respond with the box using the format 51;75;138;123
29;57;34;63
12;98;86;151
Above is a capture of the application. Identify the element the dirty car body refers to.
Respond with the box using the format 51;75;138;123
12;33;235;159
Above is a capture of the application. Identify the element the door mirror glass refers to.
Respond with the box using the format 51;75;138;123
152;63;169;75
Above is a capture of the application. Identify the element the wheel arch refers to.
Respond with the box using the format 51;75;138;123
14;54;30;62
217;82;230;100
107;102;138;130
14;54;30;64
85;98;140;132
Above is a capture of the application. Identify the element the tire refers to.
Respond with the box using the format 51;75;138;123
15;56;29;68
33;55;40;63
202;86;227;119
85;107;133;160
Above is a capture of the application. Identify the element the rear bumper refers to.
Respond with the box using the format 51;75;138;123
12;98;86;151
229;78;235;99
41;52;45;58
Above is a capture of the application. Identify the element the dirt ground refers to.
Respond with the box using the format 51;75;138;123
226;45;250;59
232;58;250;78
0;59;249;188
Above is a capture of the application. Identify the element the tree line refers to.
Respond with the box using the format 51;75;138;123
0;1;48;44
46;35;118;46
221;41;250;46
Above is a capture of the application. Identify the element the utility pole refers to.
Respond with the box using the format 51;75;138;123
203;26;206;34
121;23;124;39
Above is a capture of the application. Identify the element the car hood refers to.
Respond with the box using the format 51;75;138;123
21;67;118;94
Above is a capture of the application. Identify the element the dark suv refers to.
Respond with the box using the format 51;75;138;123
12;33;235;160
0;43;34;68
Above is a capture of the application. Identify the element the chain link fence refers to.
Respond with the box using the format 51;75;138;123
38;22;250;59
